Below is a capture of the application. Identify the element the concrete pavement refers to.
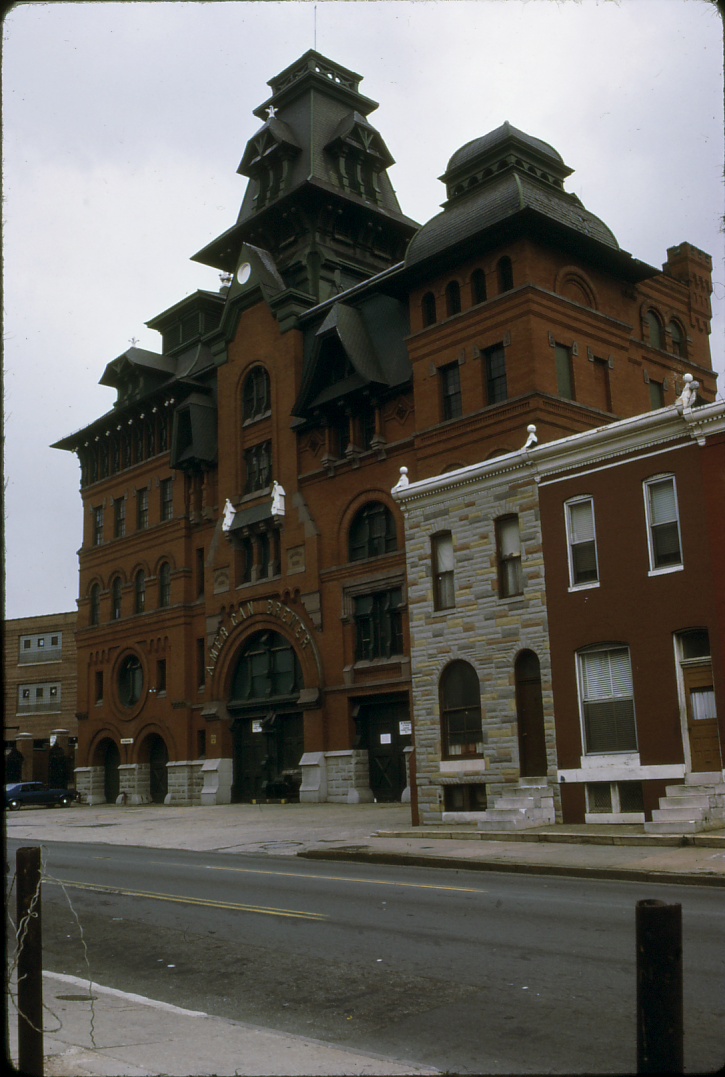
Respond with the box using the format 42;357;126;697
6;801;725;1076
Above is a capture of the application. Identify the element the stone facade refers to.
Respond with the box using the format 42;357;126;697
395;453;558;826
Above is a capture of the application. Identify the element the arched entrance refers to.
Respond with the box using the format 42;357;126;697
228;630;304;802
146;734;169;804
95;739;120;803
515;650;548;777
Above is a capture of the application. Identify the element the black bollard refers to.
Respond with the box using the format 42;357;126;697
636;898;683;1074
16;846;44;1077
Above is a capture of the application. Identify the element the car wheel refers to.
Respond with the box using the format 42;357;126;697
8;800;21;811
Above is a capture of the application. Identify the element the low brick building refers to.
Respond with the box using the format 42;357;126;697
4;612;78;787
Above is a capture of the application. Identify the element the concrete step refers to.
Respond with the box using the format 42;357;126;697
644;819;704;834
494;796;554;811
657;793;716;810
650;805;708;823
665;782;725;798
477;815;546;832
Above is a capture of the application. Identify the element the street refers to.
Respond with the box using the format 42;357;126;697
7;837;725;1074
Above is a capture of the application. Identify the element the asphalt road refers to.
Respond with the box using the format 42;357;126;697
7;839;725;1074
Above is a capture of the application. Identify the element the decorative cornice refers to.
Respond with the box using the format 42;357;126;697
392;401;725;507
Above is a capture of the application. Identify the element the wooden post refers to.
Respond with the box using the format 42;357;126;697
16;846;44;1076
636;898;683;1074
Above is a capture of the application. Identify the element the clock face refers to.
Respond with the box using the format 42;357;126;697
236;262;252;285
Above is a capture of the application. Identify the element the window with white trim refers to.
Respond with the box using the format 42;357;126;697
644;475;682;571
578;645;637;754
565;497;599;588
432;531;455;610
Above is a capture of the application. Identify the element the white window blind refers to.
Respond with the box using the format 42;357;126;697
569;500;595;543
648;478;677;523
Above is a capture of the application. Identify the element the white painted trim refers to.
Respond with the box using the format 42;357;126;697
584;812;645;825
559;763;685;783
647;564;684;578
440;759;487;775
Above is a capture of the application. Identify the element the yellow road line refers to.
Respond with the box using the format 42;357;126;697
47;879;327;920
204;865;485;893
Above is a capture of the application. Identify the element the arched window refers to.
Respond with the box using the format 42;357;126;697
497;256;514;293
90;584;100;626
445;280;461;317
230;630;302;702
645;311;663;350
111;577;122;621
134;570;146;614
421;291;437;327
440;660;483;759
349;502;397;561
668;320;686;358
158;562;171;608
471;268;487;304
243;366;271;421
118;654;143;708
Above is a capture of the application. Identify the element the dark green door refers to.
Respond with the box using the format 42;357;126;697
233;713;303;802
361;701;411;802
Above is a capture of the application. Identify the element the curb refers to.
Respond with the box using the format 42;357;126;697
298;847;725;887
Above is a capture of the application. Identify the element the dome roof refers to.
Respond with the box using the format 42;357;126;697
404;122;619;270
445;122;566;178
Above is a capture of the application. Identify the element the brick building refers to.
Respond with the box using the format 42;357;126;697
394;399;724;830
53;51;717;807
4;612;78;787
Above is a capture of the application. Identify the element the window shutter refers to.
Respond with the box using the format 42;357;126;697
569;500;595;543
649;479;677;524
609;648;633;697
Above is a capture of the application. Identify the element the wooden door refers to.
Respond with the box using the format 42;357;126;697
684;661;722;772
515;651;548;777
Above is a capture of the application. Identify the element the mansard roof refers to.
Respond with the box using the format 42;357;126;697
403;121;656;282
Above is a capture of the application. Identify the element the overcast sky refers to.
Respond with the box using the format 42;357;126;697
3;0;723;620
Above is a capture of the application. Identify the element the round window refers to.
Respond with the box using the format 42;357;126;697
118;654;143;708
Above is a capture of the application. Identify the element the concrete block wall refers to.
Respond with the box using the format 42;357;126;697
402;469;559;825
165;760;205;805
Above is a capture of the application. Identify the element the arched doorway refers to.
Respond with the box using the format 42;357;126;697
515;650;548;777
146;735;169;804
96;739;120;803
228;631;304;802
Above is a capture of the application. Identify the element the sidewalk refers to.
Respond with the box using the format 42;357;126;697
6;801;725;1076
6;800;725;885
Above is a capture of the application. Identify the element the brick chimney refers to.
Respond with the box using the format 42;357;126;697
663;243;713;332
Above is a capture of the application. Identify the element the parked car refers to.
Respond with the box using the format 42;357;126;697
4;782;79;810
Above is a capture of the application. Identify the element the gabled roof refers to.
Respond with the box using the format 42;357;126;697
99;347;175;390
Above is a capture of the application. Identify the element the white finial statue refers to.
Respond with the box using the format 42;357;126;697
675;373;699;409
523;424;538;450
222;498;236;533
271;480;286;517
392;466;409;494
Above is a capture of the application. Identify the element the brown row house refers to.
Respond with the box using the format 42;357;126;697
54;51;717;808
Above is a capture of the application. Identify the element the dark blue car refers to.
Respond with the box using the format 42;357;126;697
5;782;79;810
